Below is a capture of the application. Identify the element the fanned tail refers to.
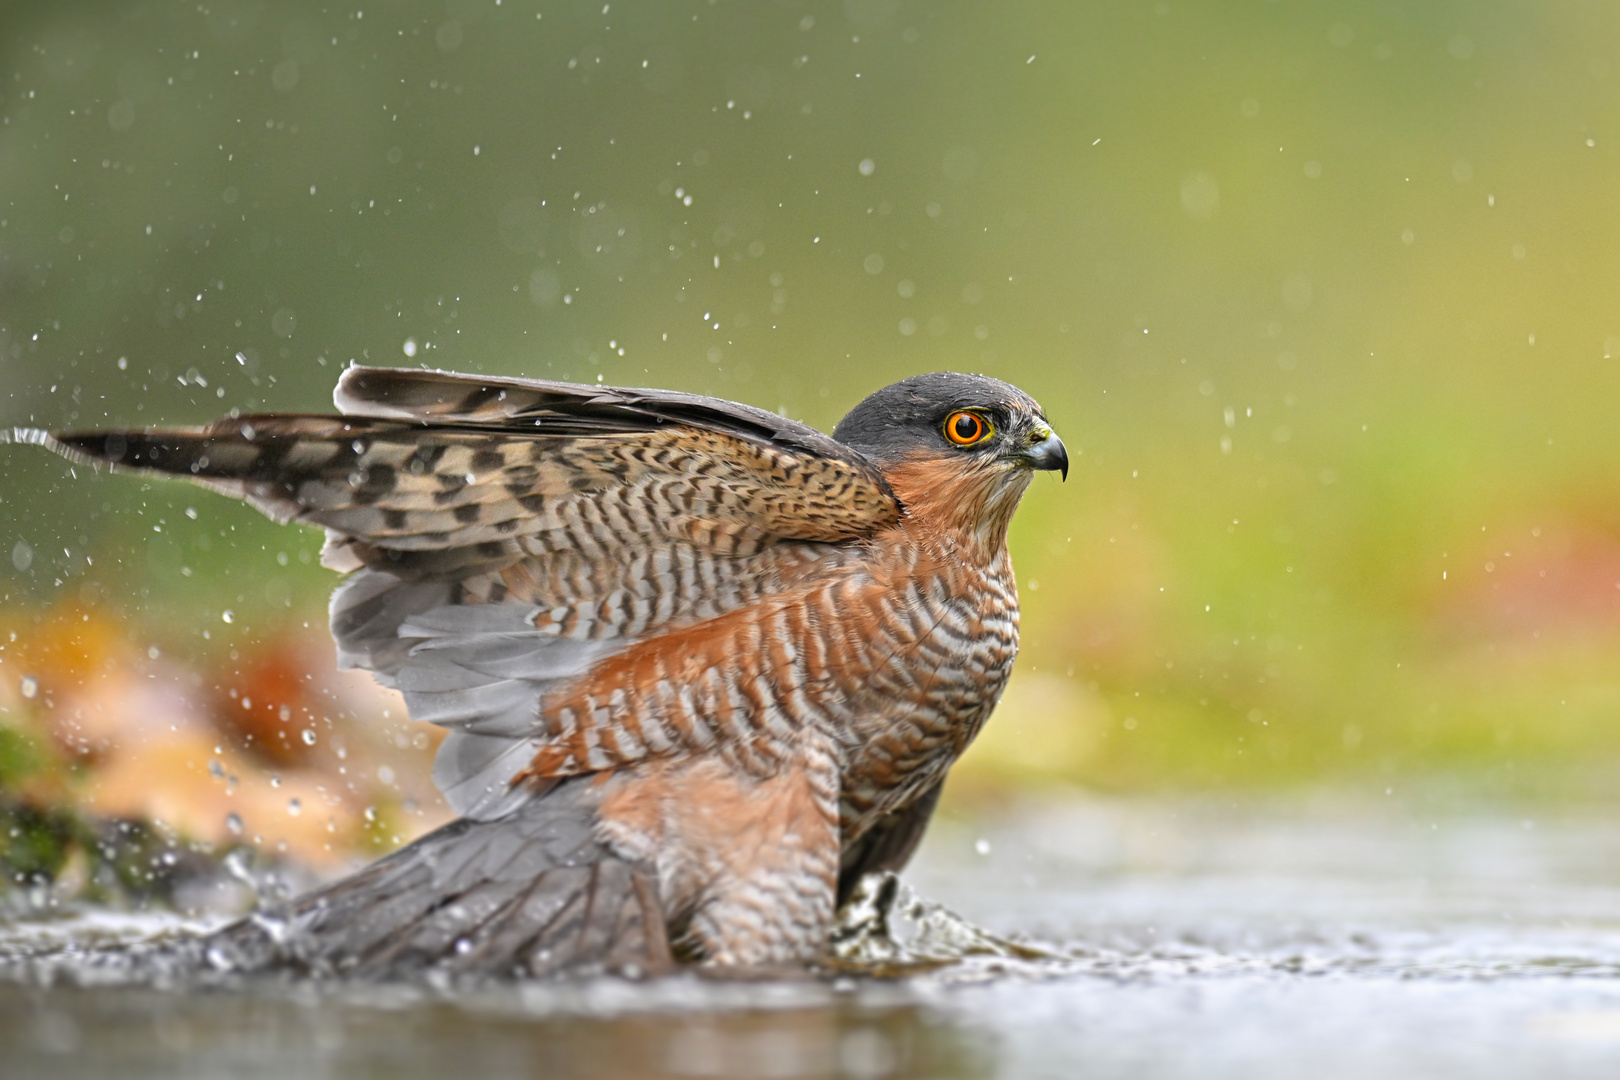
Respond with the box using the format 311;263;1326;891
201;779;672;980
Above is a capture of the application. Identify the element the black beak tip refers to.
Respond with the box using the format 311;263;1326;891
1026;432;1069;481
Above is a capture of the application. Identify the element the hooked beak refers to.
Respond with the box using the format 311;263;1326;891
1022;429;1069;481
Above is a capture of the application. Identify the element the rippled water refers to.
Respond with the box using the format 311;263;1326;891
6;792;1620;1079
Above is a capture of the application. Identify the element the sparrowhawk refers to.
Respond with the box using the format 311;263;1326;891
14;366;1067;977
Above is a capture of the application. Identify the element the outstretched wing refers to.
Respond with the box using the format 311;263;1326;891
39;366;895;559
24;367;899;817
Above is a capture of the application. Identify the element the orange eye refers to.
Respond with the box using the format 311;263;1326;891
944;410;991;446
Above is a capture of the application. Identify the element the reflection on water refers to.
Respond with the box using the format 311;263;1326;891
8;793;1620;1079
0;979;989;1080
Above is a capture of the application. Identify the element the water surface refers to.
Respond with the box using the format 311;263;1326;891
6;793;1620;1079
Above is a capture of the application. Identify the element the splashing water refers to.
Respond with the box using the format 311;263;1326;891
3;797;1620;1080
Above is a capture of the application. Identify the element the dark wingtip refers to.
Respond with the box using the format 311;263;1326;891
51;431;135;465
26;429;221;475
4;427;123;467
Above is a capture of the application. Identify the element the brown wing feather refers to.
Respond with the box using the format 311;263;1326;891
41;411;897;556
332;365;870;467
18;369;903;819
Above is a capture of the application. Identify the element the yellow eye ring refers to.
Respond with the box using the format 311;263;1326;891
944;410;992;446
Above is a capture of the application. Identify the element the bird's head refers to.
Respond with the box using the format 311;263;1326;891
832;372;1066;556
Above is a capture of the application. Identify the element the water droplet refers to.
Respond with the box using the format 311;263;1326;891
223;848;253;882
271;308;297;339
221;610;234;624
857;157;876;176
455;938;474;955
19;676;38;699
225;812;244;835
287;798;302;817
301;728;317;746
974;838;992;856
402;336;418;358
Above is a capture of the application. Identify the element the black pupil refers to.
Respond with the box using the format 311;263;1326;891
953;414;979;441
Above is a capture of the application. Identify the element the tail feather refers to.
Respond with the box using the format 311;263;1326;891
201;780;672;980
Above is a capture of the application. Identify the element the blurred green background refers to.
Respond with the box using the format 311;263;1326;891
2;0;1619;840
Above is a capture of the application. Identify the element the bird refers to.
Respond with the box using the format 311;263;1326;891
14;366;1066;978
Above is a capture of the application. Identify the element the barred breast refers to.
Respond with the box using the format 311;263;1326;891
511;520;1015;817
830;537;1020;838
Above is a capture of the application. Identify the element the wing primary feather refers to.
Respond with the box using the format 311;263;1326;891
334;365;877;467
37;405;898;552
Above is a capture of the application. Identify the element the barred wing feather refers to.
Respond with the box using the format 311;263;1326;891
25;367;900;818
